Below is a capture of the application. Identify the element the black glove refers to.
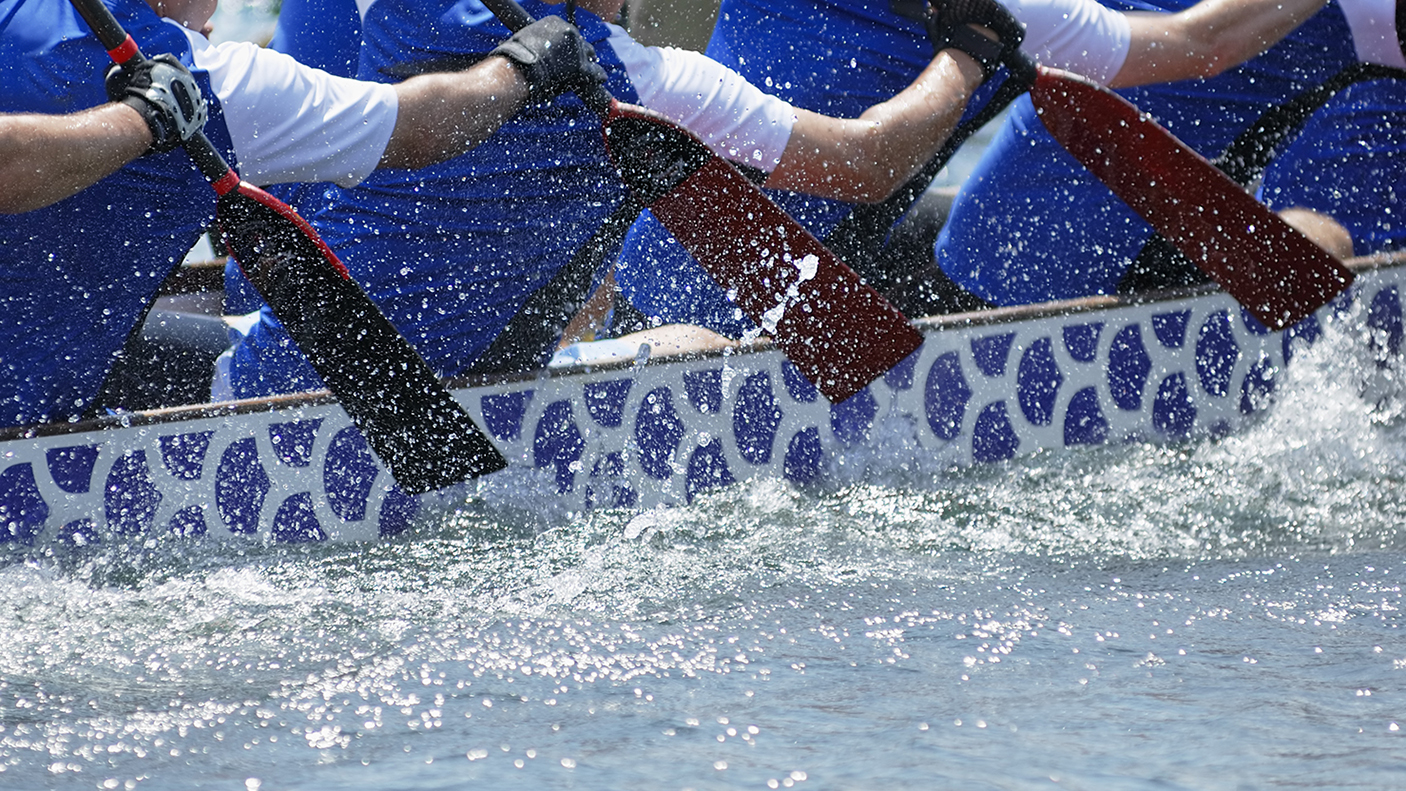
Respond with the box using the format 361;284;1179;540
490;16;608;102
926;0;1025;81
105;54;209;153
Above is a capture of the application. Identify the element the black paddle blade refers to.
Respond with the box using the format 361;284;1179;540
215;183;507;493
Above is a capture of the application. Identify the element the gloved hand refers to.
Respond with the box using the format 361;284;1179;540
105;54;209;153
926;0;1025;81
489;16;608;102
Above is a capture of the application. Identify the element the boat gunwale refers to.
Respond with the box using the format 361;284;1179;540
4;250;1400;444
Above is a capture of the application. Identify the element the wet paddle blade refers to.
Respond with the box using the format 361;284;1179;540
66;0;504;492
216;184;507;493
1029;67;1353;330
605;105;923;403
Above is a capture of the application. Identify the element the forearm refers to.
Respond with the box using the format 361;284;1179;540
765;50;984;203
0;104;151;214
1112;0;1327;87
379;56;532;170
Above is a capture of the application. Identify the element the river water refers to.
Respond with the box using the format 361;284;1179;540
2;311;1404;790
4;7;1401;790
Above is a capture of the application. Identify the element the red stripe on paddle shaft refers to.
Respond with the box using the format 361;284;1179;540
210;168;241;196
1030;68;1353;331
648;156;923;403
233;182;353;280
106;35;139;65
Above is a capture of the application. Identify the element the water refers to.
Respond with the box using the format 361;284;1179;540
8;6;1399;788
2;328;1404;790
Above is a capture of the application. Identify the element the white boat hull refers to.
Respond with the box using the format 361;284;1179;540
2;255;1401;547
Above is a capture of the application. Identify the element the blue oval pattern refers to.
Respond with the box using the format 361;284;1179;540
636;387;684;481
925;351;971;441
105;451;161;535
216;438;270;535
734;372;781;465
1017;337;1062;426
0;463;49;543
1108;324;1151;411
1153;373;1196;438
1063;386;1109;447
1196;311;1240;397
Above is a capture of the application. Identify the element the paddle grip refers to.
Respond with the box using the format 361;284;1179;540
478;0;614;116
67;0;235;188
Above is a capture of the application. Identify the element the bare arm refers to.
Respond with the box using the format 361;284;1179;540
1110;0;1328;88
378;55;532;170
764;49;986;204
0;104;153;214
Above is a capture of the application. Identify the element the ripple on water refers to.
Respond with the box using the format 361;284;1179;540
0;325;1403;788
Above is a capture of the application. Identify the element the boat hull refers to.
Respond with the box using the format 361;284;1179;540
2;255;1401;548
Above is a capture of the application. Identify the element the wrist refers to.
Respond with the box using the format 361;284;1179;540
485;53;534;108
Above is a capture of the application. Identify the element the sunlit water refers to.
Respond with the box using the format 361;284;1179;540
8;6;1400;789
3;315;1405;791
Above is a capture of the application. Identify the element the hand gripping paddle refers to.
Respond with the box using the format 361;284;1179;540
69;0;506;493
479;0;923;404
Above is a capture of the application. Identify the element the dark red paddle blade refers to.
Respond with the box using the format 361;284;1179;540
1029;67;1353;330
604;104;923;403
217;183;506;493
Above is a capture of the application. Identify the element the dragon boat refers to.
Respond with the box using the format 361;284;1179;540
2;251;1402;549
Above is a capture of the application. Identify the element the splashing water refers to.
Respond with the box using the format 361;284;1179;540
760;253;821;335
1;324;1403;790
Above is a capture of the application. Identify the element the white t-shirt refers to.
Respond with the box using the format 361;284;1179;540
1008;0;1134;82
605;0;1139;175
1341;0;1406;66
172;0;1144;188
180;24;399;188
608;24;798;171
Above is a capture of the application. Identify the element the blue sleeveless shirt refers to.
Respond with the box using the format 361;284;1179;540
228;0;641;397
0;0;236;427
934;0;1366;306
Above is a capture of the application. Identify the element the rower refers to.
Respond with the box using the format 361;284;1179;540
0;0;604;428
613;0;1354;328
933;0;1402;310
220;0;1026;399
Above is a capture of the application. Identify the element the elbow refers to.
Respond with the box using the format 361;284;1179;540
842;163;907;204
0;187;42;215
1185;37;1261;80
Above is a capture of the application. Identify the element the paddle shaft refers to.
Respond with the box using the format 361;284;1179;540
825;58;1036;286
68;0;507;492
69;0;238;189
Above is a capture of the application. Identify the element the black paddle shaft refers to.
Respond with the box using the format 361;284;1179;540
68;0;507;493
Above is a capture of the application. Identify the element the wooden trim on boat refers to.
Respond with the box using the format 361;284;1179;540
7;250;1400;445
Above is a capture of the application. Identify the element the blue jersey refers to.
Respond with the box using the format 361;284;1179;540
269;0;362;77
228;0;641;397
1261;77;1406;256
0;0;236;427
934;0;1368;306
226;0;365;314
614;0;942;337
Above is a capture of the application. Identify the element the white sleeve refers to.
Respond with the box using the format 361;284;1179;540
1007;0;1133;85
607;24;796;171
1339;0;1406;67
178;24;399;187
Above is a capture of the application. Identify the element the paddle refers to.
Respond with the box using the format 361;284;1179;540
1120;62;1406;293
69;0;506;493
479;0;923;404
1022;53;1355;331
